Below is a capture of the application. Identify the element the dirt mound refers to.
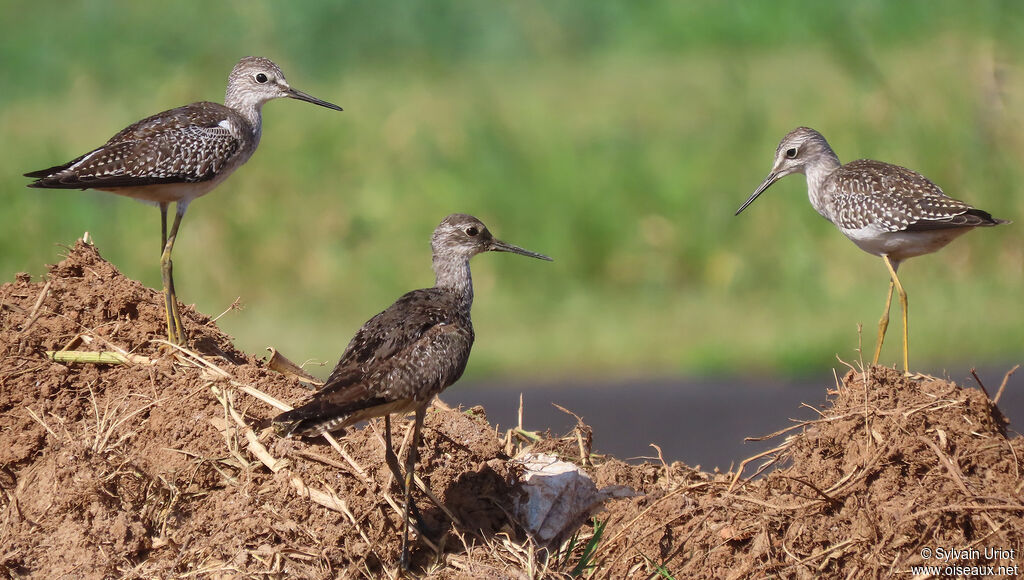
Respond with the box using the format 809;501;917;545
1;241;1022;578
0;242;513;577
591;367;1024;578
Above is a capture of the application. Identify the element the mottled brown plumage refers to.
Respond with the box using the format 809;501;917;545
277;288;474;436
826;159;998;233
273;214;550;568
274;213;551;437
25;56;342;344
736;126;1008;372
25;103;244;192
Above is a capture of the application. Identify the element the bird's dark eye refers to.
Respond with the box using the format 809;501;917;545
465;227;479;237
785;147;798;159
255;73;268;83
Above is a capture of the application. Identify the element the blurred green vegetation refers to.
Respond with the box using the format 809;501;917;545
2;1;1022;379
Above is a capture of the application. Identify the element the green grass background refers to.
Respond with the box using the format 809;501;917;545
2;1;1022;380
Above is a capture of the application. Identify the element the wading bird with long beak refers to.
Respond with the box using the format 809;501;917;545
274;213;551;568
26;56;342;344
737;127;1007;371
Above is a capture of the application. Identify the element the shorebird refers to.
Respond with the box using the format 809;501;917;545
274;213;551;568
25;56;342;345
736;127;1007;372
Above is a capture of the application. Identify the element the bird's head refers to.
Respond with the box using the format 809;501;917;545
736;126;835;215
431;214;552;263
226;56;342;112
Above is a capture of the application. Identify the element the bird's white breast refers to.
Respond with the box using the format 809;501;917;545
837;224;973;261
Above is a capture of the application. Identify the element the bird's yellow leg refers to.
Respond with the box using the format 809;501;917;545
161;207;187;345
382;415;404;483
882;255;908;372
400;405;426;570
872;279;895;366
382;414;427;537
160;203;169;250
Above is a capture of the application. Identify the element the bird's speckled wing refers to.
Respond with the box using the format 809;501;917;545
827;159;992;231
329;288;469;378
25;102;242;189
273;288;475;436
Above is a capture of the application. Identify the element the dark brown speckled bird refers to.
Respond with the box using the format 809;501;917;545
273;213;551;567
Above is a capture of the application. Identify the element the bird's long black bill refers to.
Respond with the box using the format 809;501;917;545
491;240;553;261
287;87;343;111
735;172;779;216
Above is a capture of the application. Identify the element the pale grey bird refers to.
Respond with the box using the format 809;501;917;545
274;213;551;568
737;127;1007;371
25;56;342;344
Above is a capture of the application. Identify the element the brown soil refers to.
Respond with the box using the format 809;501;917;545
1;241;1022;579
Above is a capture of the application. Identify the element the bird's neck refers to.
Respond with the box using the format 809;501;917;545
225;94;264;142
805;151;841;219
434;257;474;310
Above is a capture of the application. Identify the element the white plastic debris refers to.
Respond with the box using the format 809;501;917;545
513;453;636;546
